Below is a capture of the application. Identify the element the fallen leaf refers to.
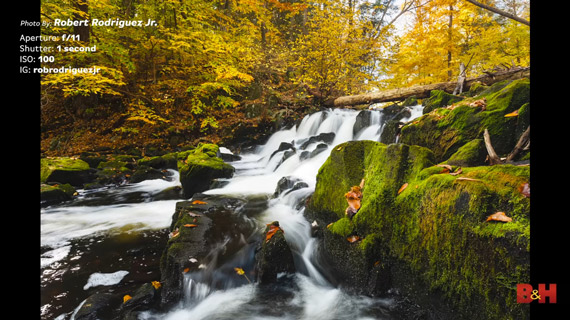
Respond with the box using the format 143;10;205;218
123;295;132;303
234;267;245;275
183;268;190;273
519;183;530;198
265;224;282;243
151;281;161;290
326;223;333;229
398;183;408;194
449;167;463;176
192;200;207;205
374;260;381;267
504;110;519;117
183;224;198;228
486;212;512;222
169;228;179;239
187;212;202;217
347;235;360;243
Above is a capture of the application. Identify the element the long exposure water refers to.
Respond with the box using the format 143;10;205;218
40;106;423;320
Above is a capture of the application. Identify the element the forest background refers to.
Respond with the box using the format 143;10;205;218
39;0;530;157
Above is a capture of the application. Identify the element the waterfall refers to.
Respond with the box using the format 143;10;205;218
147;107;423;319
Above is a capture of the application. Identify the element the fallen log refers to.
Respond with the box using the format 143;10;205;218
328;67;529;108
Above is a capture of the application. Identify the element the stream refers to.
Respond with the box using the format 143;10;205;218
41;106;424;320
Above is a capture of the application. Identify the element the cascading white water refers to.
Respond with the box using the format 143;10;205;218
42;106;424;320
147;106;424;319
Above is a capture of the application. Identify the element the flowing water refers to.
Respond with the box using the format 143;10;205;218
40;106;423;320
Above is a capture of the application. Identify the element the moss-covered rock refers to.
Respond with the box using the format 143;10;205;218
307;140;530;319
401;78;530;162
40;157;93;187
178;144;235;198
41;183;76;206
256;221;296;284
444;138;487;167
422;90;464;114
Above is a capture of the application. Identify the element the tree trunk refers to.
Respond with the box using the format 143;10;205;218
327;66;529;107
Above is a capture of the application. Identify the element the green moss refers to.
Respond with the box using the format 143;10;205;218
423;90;464;114
309;139;530;319
401;78;530;162
40;157;90;183
445;139;487;167
178;144;234;198
329;217;355;237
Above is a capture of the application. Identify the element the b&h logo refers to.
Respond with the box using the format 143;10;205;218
517;283;557;304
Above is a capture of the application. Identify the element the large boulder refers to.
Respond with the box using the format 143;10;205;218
178;144;235;198
400;78;530;162
40;157;93;187
306;140;530;320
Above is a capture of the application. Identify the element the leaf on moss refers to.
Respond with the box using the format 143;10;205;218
192;200;207;205
169;228;179;238
123;295;132;303
486;211;512;222
188;212;202;217
437;164;453;173
183;224;198;228
398;183;408;194
519;182;530;198
347;235;360;243
504;110;519;117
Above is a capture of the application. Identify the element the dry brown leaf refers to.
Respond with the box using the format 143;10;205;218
519;183;530;198
486;212;512;222
347;235;360;243
398;183;408;194
265;223;282;243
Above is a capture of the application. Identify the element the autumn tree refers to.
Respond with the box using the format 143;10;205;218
290;0;388;104
382;0;530;88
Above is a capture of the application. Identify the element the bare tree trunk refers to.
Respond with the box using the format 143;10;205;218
328;66;529;107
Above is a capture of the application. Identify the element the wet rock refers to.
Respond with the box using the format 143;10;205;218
256;221;296;284
178;144;235;198
270;142;295;158
40;183;76;207
73;292;118;320
353;110;372;136
159;201;214;309
40;157;94;187
120;282;161;319
299;132;335;150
